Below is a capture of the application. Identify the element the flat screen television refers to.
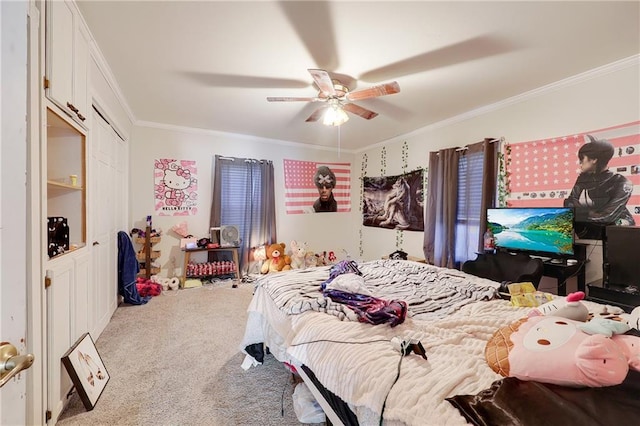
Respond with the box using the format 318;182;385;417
487;207;575;257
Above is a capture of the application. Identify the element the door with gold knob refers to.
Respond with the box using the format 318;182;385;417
0;344;35;388
1;2;32;424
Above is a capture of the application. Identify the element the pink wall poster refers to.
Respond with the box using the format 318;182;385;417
154;159;198;216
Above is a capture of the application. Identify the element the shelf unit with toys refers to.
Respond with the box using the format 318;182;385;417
133;225;161;279
181;246;241;287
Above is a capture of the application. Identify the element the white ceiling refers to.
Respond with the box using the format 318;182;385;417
75;1;640;151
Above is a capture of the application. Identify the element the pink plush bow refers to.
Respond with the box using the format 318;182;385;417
171;221;189;238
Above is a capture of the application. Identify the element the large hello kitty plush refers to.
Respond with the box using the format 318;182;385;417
485;315;640;387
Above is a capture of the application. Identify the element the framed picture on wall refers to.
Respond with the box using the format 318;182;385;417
61;333;110;411
362;169;425;231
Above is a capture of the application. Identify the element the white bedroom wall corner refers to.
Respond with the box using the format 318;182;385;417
357;59;640;262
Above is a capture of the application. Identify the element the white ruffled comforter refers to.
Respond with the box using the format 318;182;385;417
239;260;541;425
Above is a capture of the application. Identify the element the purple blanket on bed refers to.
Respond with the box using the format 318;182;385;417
323;289;407;327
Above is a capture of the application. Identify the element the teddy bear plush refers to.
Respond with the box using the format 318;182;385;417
251;245;267;274
289;240;307;270
304;250;318;268
260;243;292;274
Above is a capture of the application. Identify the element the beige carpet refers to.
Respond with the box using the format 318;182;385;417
56;280;317;425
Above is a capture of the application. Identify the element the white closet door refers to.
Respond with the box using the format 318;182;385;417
89;108;119;337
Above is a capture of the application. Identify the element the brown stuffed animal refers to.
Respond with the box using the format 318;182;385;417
260;243;292;274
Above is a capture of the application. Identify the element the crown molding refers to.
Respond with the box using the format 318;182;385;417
136;120;357;154
358;55;640;153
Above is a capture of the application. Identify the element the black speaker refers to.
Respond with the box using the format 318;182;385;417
603;226;640;287
602;263;610;286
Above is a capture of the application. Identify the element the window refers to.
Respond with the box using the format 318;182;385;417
456;149;486;263
218;160;264;233
425;139;497;268
211;156;276;274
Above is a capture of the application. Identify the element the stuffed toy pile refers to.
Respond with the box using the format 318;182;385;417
486;292;640;387
289;240;307;269
136;276;163;297
260;243;292;274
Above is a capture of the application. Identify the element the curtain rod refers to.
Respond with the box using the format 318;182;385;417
453;137;503;152
218;156;271;164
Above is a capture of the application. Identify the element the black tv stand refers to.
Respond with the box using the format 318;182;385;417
540;243;587;296
587;281;640;313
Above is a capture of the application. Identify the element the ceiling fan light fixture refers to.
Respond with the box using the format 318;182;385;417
323;101;349;126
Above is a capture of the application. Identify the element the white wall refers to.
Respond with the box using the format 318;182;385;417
357;59;640;284
127;59;639;284
128;125;358;276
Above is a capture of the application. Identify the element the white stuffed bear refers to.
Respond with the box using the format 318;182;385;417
290;240;307;269
621;306;640;330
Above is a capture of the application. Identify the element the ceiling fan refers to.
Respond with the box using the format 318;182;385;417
267;69;400;125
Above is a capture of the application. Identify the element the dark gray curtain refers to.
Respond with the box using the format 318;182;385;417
210;155;276;275
423;139;498;268
424;148;460;268
477;139;498;250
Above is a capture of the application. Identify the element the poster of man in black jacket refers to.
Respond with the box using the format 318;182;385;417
564;135;635;239
313;166;338;212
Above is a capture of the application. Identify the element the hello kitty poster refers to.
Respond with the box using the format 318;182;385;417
154;159;198;216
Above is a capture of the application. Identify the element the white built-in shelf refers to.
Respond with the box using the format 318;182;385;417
47;180;83;191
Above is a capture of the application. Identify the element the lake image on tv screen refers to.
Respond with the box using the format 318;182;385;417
487;208;574;254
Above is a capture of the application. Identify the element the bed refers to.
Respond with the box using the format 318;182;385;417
240;259;640;425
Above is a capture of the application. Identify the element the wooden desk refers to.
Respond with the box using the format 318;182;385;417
181;247;241;287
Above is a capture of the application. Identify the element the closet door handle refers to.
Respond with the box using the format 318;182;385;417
66;102;78;113
93;241;100;246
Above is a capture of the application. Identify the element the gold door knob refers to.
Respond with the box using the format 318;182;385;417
0;342;35;388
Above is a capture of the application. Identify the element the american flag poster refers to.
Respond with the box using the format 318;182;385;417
506;121;639;236
283;159;351;214
154;159;198;216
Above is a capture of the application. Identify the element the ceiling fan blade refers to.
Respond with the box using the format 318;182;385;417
278;1;338;70
305;107;327;122
359;35;515;82
267;96;318;102
308;69;336;96
343;103;378;120
346;82;400;102
181;72;309;89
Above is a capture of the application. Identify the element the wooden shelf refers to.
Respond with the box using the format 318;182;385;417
47;180;84;191
138;268;161;277
181;247;241;287
136;250;160;261
134;226;161;279
134;236;160;245
46;108;86;259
